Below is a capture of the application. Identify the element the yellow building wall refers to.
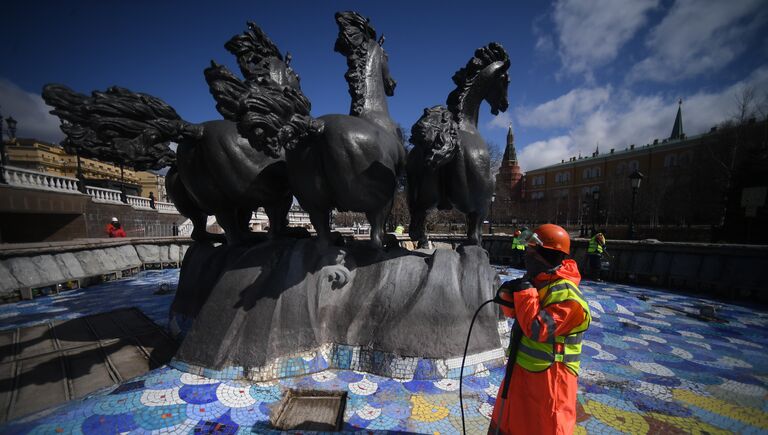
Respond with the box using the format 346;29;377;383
6;140;164;197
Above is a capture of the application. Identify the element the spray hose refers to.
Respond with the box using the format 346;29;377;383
459;286;522;435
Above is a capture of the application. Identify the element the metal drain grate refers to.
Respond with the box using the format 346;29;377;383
271;389;347;431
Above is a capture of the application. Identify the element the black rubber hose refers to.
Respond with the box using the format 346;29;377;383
459;298;495;435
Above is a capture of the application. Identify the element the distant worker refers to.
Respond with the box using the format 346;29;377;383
510;229;526;268
149;191;156;209
491;224;590;435
395;225;405;235
106;217;127;238
587;232;606;281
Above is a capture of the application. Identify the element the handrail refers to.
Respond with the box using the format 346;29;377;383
3;165;80;194
155;201;178;214
85;185;123;204
126;194;152;209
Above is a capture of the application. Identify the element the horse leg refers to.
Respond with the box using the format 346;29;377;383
366;198;393;249
466;211;483;246
264;196;291;238
308;209;332;248
409;207;430;249
216;208;251;245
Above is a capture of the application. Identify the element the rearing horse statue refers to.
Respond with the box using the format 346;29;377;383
43;22;300;245
406;43;510;248
210;11;405;248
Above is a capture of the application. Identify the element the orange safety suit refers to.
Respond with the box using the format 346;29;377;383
490;259;586;435
107;223;127;238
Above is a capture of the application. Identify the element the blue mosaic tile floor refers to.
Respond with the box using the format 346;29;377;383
2;267;768;434
0;269;179;332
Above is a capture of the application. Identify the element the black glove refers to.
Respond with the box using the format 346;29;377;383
500;278;533;293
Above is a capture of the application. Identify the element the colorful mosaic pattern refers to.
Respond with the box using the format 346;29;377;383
0;269;179;332
2;268;768;433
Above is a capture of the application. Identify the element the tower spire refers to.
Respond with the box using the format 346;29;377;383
670;98;683;140
502;122;517;162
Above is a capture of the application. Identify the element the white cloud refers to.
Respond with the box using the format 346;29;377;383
487;111;513;130
0;78;63;143
517;87;611;128
553;0;659;77
518;135;573;171
629;0;768;82
516;66;768;171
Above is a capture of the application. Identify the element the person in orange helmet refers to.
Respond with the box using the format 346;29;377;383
490;223;591;435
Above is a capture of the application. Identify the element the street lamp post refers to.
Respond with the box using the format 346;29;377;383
592;190;600;234
628;170;644;240
489;193;496;235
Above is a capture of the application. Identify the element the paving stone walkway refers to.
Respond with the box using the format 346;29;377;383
1;268;767;434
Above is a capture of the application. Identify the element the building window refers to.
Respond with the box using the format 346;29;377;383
629;160;640;172
679;152;691;166
555;173;562;183
582;169;590;180
664;154;678;168
616;162;627;175
564;172;570;182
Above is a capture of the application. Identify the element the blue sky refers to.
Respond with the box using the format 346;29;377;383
1;0;767;171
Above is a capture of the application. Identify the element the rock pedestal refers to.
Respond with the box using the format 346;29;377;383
171;238;503;380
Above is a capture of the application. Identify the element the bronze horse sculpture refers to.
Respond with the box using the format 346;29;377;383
209;11;405;248
43;23;299;245
406;43;510;248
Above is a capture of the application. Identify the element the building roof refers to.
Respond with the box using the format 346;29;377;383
525;129;711;174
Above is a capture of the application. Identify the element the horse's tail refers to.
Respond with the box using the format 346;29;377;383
204;61;324;159
410;106;460;169
42;84;184;170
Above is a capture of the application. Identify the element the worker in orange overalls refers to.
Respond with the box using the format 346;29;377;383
490;224;591;435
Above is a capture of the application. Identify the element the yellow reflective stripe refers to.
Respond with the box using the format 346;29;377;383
565;332;583;344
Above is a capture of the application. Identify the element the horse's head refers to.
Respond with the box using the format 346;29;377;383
474;43;510;116
226;22;300;89
333;11;376;57
447;43;510;120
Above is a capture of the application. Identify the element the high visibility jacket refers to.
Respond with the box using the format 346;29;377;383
511;237;526;250
491;260;588;435
516;279;590;376
587;235;604;254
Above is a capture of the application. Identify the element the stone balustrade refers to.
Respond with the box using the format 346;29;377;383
126;195;152;209
86;186;123;204
177;219;194;236
156;201;178;214
3;165;80;193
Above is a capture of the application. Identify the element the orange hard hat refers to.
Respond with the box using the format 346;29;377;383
528;223;571;255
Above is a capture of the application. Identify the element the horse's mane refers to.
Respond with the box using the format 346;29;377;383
225;22;288;82
334;11;378;116
446;43;509;120
410;105;460;169
238;82;322;158
42;84;180;170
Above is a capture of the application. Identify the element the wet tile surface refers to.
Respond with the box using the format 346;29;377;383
1;267;767;434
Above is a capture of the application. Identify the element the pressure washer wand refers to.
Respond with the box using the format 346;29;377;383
459;280;526;435
492;286;524;435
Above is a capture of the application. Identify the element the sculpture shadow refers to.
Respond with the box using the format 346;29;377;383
0;309;177;421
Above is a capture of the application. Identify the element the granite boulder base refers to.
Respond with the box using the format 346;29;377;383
172;239;501;379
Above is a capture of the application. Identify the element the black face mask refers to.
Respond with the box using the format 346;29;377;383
524;246;562;278
113;222;121;229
